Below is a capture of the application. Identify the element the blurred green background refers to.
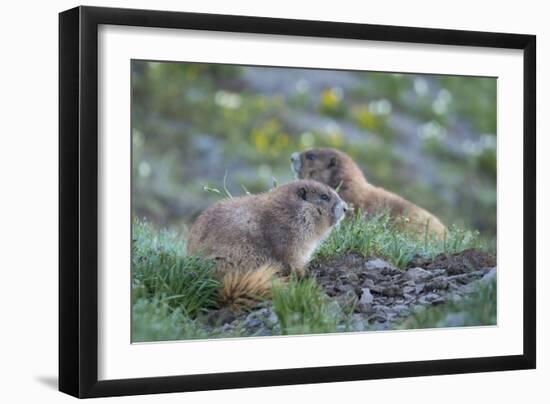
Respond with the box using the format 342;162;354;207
132;61;497;242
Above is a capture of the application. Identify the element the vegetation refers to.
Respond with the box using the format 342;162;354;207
132;217;494;342
132;298;208;342
315;210;483;268
130;61;497;342
399;279;497;329
272;276;340;335
132;62;497;241
132;220;219;341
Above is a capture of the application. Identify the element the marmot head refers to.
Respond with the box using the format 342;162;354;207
290;148;364;191
278;180;348;227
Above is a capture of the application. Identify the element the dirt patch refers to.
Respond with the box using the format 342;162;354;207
407;248;496;275
309;248;496;330
201;249;496;335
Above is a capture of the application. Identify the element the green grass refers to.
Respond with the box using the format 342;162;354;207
132;215;493;342
272;276;340;335
399;278;496;329
132;298;208;342
315;210;483;268
132;219;221;341
132;297;249;342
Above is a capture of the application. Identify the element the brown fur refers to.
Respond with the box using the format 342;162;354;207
218;264;282;312
187;180;346;310
291;148;447;238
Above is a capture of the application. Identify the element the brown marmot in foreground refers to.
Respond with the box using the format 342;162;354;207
187;179;347;309
290;148;446;238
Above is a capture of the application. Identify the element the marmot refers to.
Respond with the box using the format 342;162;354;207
187;179;347;309
290;148;447;238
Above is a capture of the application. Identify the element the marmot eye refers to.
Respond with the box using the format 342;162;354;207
305;153;316;161
320;194;330;201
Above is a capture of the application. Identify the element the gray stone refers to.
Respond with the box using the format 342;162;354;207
421;292;446;305
450;293;463;302
426;277;449;291
405;267;432;282
327;300;344;318
444;313;467;327
220;323;235;333
368;313;388;323
336;289;359;310
366;258;394;271
381;285;402;297
359;288;374;306
244;317;262;329
392;304;410;316
350;314;368;331
267;311;279;326
204;308;236;326
362;278;375;288
403;285;415;295
480;267;497;284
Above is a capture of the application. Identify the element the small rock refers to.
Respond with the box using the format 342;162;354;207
369;285;385;294
245;318;263;329
403;285;415;295
405;267;432;282
341;272;360;284
460;284;477;294
392;304;410;316
413;304;425;313
327;301;344;318
268;311;278;324
366;258;394;271
381;285;402;297
220;323;235;333
204;308;236;326
368;313;388;323
336;289;359;311
254;328;273;336
350;314;368;331
420;292;446;305
450;293;463;302
426;278;449;291
447;274;471;284
415;283;425;294
362;278;375;288
359;288;374;305
480;267;497;284
444;313;467;327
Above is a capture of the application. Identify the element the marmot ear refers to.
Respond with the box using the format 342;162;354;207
327;157;337;168
297;187;307;201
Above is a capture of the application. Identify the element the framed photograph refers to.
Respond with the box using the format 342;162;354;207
59;6;536;398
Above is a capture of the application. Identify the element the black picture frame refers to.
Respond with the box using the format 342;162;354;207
59;5;536;398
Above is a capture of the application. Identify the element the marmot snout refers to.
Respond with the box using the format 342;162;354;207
187;180;347;308
291;148;447;238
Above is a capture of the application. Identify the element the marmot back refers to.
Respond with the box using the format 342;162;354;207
291;148;447;238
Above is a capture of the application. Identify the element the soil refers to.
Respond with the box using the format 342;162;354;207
310;249;496;330
201;249;496;336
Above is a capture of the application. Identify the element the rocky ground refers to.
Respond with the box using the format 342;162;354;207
199;248;496;337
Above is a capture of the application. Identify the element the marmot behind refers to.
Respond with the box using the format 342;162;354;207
291;148;447;238
187;180;347;310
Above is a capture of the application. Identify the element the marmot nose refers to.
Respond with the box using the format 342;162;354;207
290;152;300;162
